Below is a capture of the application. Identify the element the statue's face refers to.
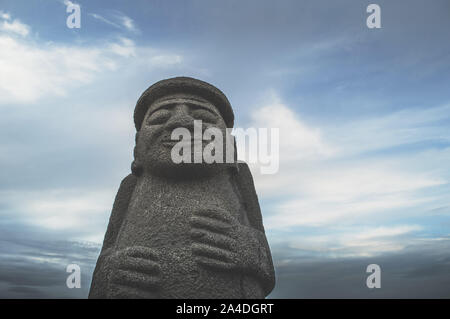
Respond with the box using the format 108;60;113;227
135;93;229;178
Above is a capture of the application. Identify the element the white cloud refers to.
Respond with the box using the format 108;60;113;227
246;94;449;233
287;225;423;257
268;195;434;229
120;15;137;32
233;93;334;176
0;11;11;21
298;166;442;201
0;35;118;103
63;0;76;6
1;188;114;237
249;93;335;161
349;225;422;240
0;13;181;104
109;37;136;57
89;13;121;29
0;12;184;104
0;12;133;103
89;12;139;33
0;13;29;36
325;104;450;156
149;54;183;67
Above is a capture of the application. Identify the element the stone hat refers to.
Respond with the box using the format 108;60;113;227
134;76;235;131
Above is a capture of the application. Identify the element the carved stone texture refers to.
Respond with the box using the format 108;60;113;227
89;77;275;299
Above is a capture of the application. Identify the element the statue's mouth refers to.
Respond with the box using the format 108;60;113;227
161;138;206;148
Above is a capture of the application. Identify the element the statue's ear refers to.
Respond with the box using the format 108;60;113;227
233;161;265;232
131;132;143;176
131;159;143;176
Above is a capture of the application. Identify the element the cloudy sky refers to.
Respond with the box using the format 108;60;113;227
0;0;449;298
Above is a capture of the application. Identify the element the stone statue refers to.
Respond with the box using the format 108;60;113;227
89;77;275;298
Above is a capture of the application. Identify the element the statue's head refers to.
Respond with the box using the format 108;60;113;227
131;77;235;179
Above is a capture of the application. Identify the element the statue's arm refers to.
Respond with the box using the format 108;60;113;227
235;163;276;296
89;174;137;298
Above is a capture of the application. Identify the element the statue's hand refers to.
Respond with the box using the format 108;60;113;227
108;246;161;298
189;208;256;272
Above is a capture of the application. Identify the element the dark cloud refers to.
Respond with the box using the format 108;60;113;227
268;239;450;298
1;218;450;298
0;221;100;298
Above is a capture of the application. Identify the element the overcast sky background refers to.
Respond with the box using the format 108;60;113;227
0;0;449;298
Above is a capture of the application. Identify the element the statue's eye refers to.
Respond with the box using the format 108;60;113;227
147;109;171;125
191;109;218;123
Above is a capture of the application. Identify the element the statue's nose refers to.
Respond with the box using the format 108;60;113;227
165;104;195;131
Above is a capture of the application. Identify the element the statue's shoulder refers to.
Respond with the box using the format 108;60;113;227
114;174;137;207
235;162;258;198
119;173;138;191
